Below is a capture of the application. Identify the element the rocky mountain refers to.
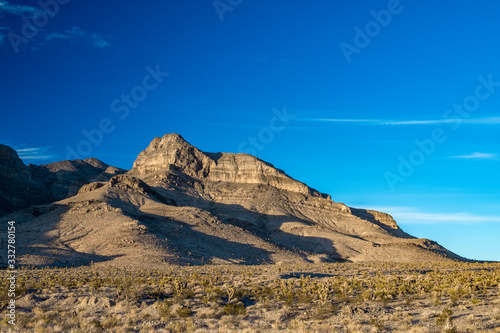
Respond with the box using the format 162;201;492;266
0;144;125;217
0;134;467;268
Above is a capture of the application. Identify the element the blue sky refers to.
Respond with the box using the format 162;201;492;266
1;0;499;261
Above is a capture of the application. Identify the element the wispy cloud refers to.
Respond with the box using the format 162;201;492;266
45;26;110;48
13;145;57;162
0;1;109;50
365;206;500;224
383;117;500;125
451;152;498;160
0;1;38;17
310;118;381;124
304;117;500;126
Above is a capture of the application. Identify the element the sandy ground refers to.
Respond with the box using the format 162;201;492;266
1;261;499;332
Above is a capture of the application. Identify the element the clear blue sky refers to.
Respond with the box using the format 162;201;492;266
1;0;499;261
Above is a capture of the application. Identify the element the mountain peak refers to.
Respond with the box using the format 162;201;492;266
131;134;323;196
0;144;26;170
145;133;189;149
132;133;211;177
162;133;186;142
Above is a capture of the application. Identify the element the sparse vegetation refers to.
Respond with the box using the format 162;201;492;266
0;261;499;332
175;306;193;318
223;303;246;316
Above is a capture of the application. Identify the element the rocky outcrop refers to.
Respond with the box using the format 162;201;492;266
132;134;212;177
30;159;123;199
78;182;106;194
0;145;47;216
79;174;177;207
131;134;324;197
351;208;400;229
0;144;29;176
0;145;127;217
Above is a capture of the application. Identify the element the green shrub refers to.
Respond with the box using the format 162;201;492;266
436;308;453;327
176;306;193;318
223;303;246;316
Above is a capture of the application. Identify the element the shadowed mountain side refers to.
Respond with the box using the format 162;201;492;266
350;208;414;239
1;181;304;267
0;144;126;217
3;168;466;267
140;182;465;263
0;204;122;268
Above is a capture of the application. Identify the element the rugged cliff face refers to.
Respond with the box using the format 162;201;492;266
0;134;466;268
132;134;212;177
132;133;322;196
0;144;46;216
0;144;125;217
0;144;28;175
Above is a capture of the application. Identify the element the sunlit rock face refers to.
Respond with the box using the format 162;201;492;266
131;133;317;196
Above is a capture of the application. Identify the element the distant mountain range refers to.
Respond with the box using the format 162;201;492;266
0;134;467;267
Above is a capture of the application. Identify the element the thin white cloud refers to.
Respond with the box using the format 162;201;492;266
383;117;500;125
44;32;70;40
451;152;498;160
0;1;38;17
0;1;109;50
91;34;110;48
382;119;458;125
312;118;381;123
305;117;500;126
364;206;500;224
45;26;110;48
13;145;57;162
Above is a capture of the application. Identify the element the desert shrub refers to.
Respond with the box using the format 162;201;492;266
223;303;246;316
176;306;193;318
315;303;338;319
253;285;273;301
156;299;173;318
369;318;384;330
173;278;195;300
91;319;103;330
436;308;453;327
101;314;120;329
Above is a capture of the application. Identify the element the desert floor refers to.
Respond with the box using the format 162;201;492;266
1;261;499;332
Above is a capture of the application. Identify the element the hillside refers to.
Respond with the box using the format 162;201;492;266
0;134;466;267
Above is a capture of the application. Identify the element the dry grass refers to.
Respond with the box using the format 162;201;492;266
1;261;499;332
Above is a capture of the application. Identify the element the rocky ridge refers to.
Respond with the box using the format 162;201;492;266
0;144;125;217
131;134;317;196
0;134;467;267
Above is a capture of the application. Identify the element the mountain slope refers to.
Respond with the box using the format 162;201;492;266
0;134;467;267
0;144;125;217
